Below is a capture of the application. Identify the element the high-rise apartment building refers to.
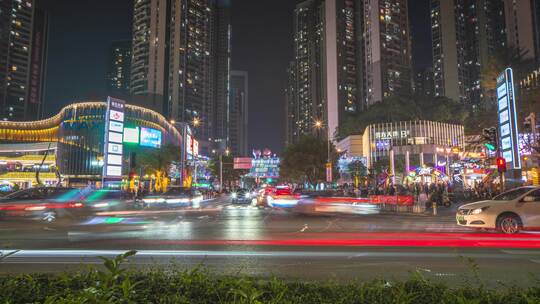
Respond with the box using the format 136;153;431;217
211;1;231;150
290;0;324;142
431;0;506;105
286;0;364;142
130;0;231;150
414;68;434;97
504;0;540;63
363;0;412;105
107;40;131;95
168;0;214;143
1;0;48;121
285;61;297;145
229;70;248;156
130;0;168;100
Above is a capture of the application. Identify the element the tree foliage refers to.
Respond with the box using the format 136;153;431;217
280;136;339;185
479;45;540;130
348;159;368;178
137;144;181;192
137;144;181;175
481;46;534;100
337;95;469;140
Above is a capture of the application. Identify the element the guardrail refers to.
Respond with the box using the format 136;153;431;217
368;195;425;213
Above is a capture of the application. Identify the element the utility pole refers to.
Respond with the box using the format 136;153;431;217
525;113;537;152
219;154;223;192
179;123;187;186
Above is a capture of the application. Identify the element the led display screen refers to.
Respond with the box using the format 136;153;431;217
140;127;162;148
123;127;139;143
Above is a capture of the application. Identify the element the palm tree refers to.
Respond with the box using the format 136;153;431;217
138;144;181;192
481;46;534;101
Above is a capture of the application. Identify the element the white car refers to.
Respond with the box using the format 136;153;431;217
456;186;540;234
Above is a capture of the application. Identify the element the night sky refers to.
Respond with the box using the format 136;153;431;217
41;0;431;154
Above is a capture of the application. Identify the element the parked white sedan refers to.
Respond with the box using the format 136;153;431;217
456;186;540;234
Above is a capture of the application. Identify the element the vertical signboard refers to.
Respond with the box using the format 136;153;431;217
102;97;125;181
496;68;521;170
326;162;333;183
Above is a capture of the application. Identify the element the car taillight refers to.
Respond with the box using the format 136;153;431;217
69;202;84;208
24;205;46;211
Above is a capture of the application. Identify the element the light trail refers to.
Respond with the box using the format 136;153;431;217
58;232;540;249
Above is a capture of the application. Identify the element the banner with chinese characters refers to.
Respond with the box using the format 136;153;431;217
102;97;125;179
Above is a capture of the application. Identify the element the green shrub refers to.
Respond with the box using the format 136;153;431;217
0;251;539;304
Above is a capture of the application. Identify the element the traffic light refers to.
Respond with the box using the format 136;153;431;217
496;157;507;173
482;127;497;151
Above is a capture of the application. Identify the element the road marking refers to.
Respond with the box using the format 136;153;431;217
1;249;539;260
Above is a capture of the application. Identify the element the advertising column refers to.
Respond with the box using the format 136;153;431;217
496;68;521;185
102;97;126;187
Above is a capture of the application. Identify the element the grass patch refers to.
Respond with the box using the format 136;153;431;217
0;251;539;303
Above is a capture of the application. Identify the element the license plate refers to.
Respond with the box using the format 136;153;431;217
456;214;465;222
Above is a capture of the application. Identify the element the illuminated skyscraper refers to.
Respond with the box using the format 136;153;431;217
287;0;363;142
363;0;412;105
431;0;506;105
130;0;231;151
107;40;131;95
0;0;48;121
229;70;248;156
285;61;297;145
504;0;540;63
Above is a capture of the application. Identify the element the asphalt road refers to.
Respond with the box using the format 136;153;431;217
1;197;540;286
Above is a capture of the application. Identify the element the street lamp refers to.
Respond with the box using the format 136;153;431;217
314;120;331;182
217;148;230;192
171;118;201;187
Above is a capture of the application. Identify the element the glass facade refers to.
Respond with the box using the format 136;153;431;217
0;101;182;181
363;120;465;167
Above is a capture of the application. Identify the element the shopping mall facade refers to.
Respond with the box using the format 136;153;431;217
0;101;182;188
336;120;466;184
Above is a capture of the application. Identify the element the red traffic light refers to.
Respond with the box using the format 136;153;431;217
496;157;506;173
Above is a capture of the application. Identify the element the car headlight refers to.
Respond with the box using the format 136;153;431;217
166;198;191;204
143;198;165;204
231;193;237;198
472;207;489;215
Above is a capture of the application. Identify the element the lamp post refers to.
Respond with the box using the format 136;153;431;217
315;120;331;183
217;148;230;192
173;117;201;187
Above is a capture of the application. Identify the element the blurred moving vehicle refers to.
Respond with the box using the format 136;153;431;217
231;188;255;204
252;186;274;207
0;187;85;222
140;187;204;209
294;191;378;215
457;186;540;234
81;189;132;212
266;186;300;208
